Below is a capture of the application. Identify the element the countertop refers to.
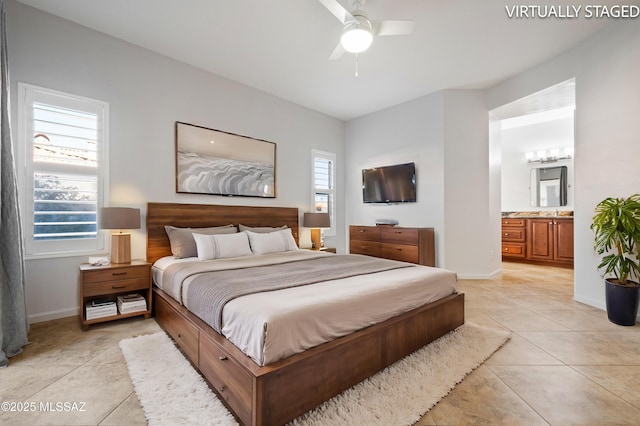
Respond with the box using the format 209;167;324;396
502;211;573;219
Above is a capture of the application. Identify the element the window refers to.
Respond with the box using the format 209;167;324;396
18;83;109;257
311;149;336;236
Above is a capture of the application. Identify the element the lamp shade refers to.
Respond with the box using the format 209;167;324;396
303;212;330;228
99;207;140;230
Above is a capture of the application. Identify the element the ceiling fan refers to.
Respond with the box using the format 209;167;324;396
318;0;414;60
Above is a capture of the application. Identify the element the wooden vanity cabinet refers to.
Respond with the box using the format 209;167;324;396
527;218;574;267
502;217;573;268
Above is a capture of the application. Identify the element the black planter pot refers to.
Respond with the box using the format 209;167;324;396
605;279;640;326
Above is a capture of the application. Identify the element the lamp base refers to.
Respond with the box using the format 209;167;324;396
111;233;132;264
310;228;321;250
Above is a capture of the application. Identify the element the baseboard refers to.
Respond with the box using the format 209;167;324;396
457;268;502;280
573;294;605;311
29;307;79;324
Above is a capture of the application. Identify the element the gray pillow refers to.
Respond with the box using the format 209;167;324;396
164;225;237;258
238;224;288;233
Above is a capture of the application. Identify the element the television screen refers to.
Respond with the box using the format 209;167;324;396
362;162;416;203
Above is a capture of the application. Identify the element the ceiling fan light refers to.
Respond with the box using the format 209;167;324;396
340;27;372;53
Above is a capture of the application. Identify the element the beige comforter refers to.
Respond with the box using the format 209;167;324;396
154;250;457;365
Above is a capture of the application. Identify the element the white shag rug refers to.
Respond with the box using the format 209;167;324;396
120;323;510;426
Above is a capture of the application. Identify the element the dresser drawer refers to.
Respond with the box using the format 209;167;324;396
83;277;150;297
380;227;418;245
381;244;419;264
502;243;526;258
350;241;381;257
82;264;149;283
501;218;525;227
200;333;252;426
154;295;199;365
502;227;525;242
350;226;381;242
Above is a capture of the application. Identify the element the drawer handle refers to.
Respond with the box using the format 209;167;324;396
359;230;366;233
504;248;509;251
504;233;509;236
112;285;126;289
177;333;181;338
112;272;127;276
219;356;228;361
395;248;402;251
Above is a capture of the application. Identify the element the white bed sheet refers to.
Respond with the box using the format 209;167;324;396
153;251;457;366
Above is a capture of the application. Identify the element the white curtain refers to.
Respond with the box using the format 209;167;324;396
0;0;29;367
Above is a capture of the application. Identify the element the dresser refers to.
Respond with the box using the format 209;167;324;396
349;225;435;267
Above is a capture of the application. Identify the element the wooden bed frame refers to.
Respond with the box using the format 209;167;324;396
147;202;465;426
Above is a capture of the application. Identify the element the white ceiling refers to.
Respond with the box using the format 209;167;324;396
15;0;627;120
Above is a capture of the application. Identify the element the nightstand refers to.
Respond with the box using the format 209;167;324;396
79;260;152;330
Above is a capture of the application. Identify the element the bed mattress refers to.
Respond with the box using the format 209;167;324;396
153;250;457;365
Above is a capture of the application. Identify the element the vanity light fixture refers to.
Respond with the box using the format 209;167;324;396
526;147;573;164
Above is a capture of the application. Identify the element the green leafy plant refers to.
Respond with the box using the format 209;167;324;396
591;194;640;285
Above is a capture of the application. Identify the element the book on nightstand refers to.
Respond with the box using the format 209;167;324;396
85;301;117;320
117;293;147;314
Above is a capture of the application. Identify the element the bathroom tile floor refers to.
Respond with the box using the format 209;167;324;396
2;262;640;425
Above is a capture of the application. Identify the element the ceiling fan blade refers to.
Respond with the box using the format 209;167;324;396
374;20;415;36
329;42;345;60
317;0;355;24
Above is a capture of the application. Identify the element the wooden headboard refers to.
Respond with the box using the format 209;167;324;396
146;202;299;264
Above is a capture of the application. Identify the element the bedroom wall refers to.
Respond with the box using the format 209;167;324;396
6;0;345;322
345;89;500;278
488;19;640;311
344;92;447;266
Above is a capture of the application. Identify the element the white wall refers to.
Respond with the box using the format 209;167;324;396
488;19;640;311
501;116;574;212
443;90;499;278
345;89;500;278
345;92;446;265
7;1;345;322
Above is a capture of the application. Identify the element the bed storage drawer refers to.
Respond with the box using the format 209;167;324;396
381;244;419;264
200;333;252;426
154;295;199;365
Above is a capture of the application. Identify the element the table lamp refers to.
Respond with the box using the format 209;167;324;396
99;207;141;264
303;212;330;250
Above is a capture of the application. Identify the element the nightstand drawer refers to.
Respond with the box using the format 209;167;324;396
83;277;150;297
82;264;149;283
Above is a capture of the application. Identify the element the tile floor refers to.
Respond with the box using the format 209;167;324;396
2;262;640;425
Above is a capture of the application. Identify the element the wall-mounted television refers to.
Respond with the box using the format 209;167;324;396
362;162;416;203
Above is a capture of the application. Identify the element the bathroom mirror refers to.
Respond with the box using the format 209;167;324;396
530;166;568;207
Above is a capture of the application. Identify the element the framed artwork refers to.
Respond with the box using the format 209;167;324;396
175;121;276;198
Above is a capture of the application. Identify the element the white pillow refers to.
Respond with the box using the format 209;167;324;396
246;228;298;255
192;232;252;261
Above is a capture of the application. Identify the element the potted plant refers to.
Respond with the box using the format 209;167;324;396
591;194;640;326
